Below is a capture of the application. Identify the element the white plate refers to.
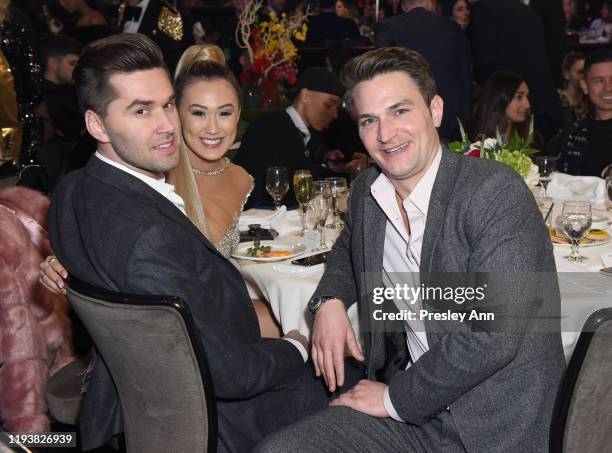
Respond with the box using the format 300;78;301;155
553;237;611;248
232;241;306;262
551;230;611;248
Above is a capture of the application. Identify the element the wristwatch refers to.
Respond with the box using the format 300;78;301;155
308;295;340;316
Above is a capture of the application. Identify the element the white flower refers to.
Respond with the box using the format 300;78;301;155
482;138;498;150
525;163;540;187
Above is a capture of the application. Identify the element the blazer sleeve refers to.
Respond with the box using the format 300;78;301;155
124;224;307;400
387;166;560;424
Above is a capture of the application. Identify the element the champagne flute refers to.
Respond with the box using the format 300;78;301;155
534;156;558;197
324;177;348;229
293;170;313;236
560;201;592;262
311;181;332;250
265;167;289;210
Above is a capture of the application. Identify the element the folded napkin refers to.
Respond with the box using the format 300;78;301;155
546;173;606;204
239;206;287;230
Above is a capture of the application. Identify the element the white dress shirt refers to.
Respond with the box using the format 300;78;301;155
95;151;186;214
285;105;311;145
370;146;442;422
122;0;150;33
95;152;308;361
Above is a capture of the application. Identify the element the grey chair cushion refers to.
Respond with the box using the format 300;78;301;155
564;320;612;452
46;356;90;425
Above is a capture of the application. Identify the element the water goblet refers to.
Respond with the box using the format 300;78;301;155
534;156;558;197
293;170;313;236
560;200;592;262
311;180;332;250
324;177;348;229
265;167;289;210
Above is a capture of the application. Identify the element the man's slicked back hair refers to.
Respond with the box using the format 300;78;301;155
341;47;437;119
73;33;168;117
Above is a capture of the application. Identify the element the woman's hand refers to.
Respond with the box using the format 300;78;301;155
39;255;68;295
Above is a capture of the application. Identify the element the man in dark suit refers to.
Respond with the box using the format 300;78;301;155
468;0;562;141
235;67;348;208
48;34;330;453
114;0;193;72
256;47;564;452
374;0;472;141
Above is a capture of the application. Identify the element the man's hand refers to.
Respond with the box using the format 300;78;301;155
327;151;370;175
39;255;68;295
330;380;390;418
283;329;309;352
311;299;364;392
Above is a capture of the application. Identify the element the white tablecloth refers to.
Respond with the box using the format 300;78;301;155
236;204;612;363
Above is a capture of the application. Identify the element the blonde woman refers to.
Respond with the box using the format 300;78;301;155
169;57;254;258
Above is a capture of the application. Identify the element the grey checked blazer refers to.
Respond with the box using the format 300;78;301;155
313;148;565;452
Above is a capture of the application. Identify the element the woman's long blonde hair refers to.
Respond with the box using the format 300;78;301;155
171;44;229;241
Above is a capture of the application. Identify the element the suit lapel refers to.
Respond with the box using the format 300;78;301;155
85;157;224;260
419;148;460;346
420;148;460;273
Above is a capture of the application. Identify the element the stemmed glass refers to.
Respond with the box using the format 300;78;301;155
325;177;348;229
265;167;289;210
534;156;558;197
335;188;349;224
293;170;313;236
560;201;592;262
311;180;332;250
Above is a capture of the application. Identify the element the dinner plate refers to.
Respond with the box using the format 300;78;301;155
550;229;611;247
232;241;306;262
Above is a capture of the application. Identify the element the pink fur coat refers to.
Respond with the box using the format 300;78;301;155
0;187;74;433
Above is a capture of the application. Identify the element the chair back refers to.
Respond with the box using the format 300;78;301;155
66;277;217;453
551;308;612;452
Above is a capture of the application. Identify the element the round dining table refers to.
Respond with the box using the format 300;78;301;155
235;202;612;364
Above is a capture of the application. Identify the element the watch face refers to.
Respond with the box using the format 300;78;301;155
308;299;320;313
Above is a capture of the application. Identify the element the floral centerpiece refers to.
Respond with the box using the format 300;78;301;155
236;0;310;109
449;118;540;186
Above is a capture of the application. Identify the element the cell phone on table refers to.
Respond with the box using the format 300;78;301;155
292;252;328;266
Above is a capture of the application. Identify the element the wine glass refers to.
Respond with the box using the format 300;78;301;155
324;177;348;229
265;167;289;210
293;170;313;236
560;201;592;262
335;187;349;224
311;181;332;250
534;156;558;197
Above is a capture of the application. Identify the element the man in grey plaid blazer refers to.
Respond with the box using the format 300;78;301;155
256;48;564;452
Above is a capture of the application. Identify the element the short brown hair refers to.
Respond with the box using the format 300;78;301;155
342;47;437;118
73;34;168;116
